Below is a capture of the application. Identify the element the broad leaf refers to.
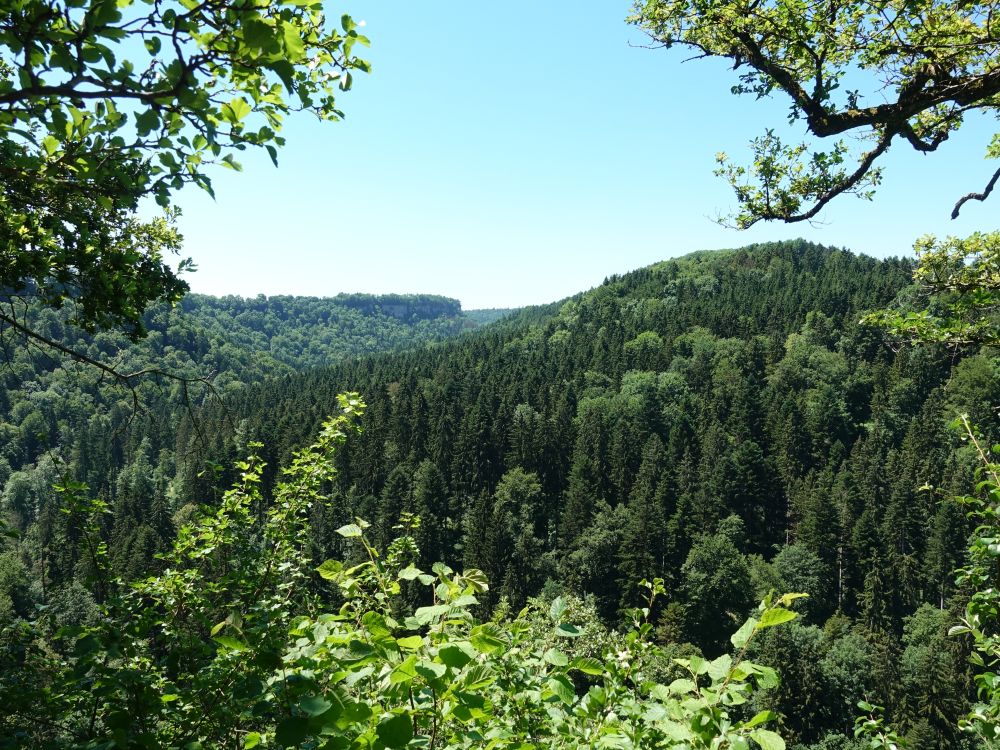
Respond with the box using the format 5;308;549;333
758;608;797;629
749;729;785;750
377;713;413;748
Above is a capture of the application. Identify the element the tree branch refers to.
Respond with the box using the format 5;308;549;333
952;165;1000;219
0;306;225;444
740;130;894;228
0;310;159;384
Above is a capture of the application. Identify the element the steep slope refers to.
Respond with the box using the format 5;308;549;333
5;240;993;747
188;240;943;599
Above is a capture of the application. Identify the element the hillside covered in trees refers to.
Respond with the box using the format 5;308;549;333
0;293;485;579
132;239;988;748
2;240;998;749
8;0;1000;746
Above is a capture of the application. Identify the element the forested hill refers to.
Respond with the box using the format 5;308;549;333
211;240;917;478
6;240;996;747
176;240;1000;746
171;292;474;372
0;291;486;581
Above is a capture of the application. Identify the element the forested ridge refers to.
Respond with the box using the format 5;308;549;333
2;240;998;748
132;239;989;748
0;293;484;581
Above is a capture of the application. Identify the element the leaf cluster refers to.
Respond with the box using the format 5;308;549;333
864;232;1000;348
1;0;370;337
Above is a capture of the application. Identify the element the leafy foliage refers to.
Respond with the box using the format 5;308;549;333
629;0;1000;225
0;395;804;749
1;241;989;748
1;0;370;338
865;232;1000;348
946;417;1000;746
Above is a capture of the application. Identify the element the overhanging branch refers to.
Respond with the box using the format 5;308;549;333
0;308;219;440
952;165;1000;219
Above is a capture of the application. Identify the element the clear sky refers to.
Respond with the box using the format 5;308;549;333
171;0;998;310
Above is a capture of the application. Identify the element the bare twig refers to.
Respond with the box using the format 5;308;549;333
0;309;210;386
952;165;1000;219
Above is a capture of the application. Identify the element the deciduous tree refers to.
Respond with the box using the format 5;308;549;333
630;0;1000;226
1;0;369;360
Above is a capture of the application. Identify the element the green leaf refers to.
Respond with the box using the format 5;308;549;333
389;655;418;684
570;656;604;676
659;720;693;742
299;695;332;717
282;23;306;62
758;608;797;629
135;108;159;136
462;663;495;690
438;642;475;668
547;675;576;705
743;710;778;729
668;678;696;694
777;592;809;607
317;559;342;580
555;623;583;637
221;98;252;124
243;733;261;749
396;635;424;651
731;616;757;648
550;596;566;621
376;713;413;748
213;635;248;652
414;604;449;626
361;611;392;639
398;565;425;581
243;18;275;50
335;523;363;538
754;666;780;690
268;60;297;92
707;653;732;681
687;655;708;675
544;648;569;667
461;568;489;593
749;729;785;750
415;660;447;680
470;624;506;653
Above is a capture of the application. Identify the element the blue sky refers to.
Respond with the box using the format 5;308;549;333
172;0;998;310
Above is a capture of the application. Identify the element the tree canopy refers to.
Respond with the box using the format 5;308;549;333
1;0;370;340
630;0;1000;227
863;231;1000;352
